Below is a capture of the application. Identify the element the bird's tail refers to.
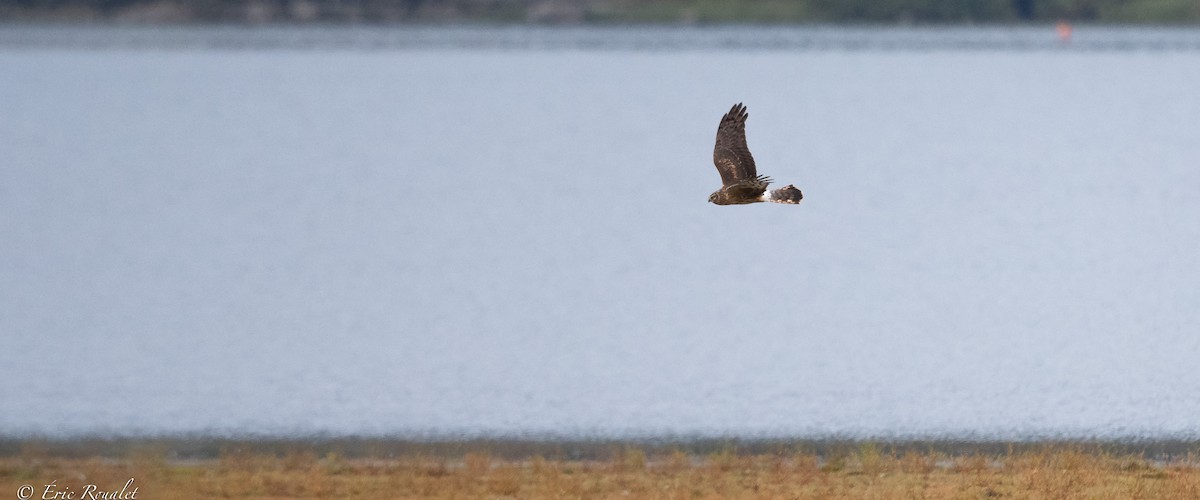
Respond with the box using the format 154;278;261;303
765;184;803;204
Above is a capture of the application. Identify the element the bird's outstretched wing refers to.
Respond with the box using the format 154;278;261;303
712;102;757;187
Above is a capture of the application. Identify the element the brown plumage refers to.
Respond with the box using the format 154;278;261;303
708;103;803;206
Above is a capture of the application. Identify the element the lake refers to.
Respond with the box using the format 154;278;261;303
2;25;1199;439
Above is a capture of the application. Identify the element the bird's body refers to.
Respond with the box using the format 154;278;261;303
708;103;803;206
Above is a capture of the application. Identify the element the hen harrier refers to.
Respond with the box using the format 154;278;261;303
708;103;803;205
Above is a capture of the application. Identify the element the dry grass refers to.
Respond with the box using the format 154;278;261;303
2;443;1199;499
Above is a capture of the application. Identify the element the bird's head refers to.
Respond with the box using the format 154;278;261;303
707;191;722;205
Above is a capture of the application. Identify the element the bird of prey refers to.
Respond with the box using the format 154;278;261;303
707;103;803;205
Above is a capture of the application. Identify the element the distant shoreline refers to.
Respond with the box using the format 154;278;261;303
6;24;1200;52
4;0;1200;25
4;436;1199;460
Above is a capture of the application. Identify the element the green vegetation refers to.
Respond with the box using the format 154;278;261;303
4;0;1200;24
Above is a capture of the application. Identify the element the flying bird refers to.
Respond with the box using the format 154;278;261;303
708;103;803;205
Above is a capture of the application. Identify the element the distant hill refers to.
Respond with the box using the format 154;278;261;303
3;0;1199;24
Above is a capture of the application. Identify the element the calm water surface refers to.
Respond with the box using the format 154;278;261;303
2;26;1199;439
